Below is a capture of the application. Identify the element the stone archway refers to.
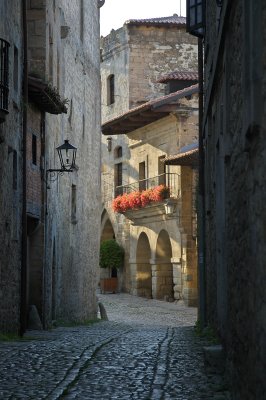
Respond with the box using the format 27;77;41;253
100;210;116;281
135;232;152;298
153;230;173;300
100;210;115;243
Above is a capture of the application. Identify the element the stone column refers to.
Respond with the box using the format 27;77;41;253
172;257;182;300
129;261;138;296
151;260;173;300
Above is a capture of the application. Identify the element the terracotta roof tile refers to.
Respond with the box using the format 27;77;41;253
157;71;198;83
102;84;198;135
125;14;186;27
102;84;198;129
164;144;199;167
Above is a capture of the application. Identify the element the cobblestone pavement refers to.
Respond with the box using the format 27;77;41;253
0;293;231;400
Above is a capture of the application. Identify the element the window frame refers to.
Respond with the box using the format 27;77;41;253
186;0;205;38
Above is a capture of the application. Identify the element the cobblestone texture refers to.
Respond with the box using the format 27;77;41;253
0;294;231;399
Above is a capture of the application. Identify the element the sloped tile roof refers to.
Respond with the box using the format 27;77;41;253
164;143;199;167
157;71;198;83
125;14;186;27
102;84;198;135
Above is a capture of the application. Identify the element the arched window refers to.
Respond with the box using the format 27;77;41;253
114;146;122;158
107;74;115;105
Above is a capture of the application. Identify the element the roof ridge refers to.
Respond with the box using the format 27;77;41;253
125;14;186;26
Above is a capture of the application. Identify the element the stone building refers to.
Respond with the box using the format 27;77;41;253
0;0;102;334
0;1;24;334
187;0;266;398
100;15;198;304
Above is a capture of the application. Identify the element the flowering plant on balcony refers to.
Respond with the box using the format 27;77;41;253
112;185;170;213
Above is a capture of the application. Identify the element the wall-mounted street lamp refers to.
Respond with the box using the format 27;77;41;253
164;198;179;222
186;0;205;38
46;139;77;185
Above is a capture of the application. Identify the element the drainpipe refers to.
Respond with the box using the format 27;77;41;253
197;37;206;327
20;0;28;336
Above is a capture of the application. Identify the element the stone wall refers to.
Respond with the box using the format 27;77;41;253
44;0;101;324
128;25;198;108
0;1;24;333
101;19;198;295
203;1;266;398
125;106;198;304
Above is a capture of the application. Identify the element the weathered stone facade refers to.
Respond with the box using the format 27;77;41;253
0;0;101;333
202;1;266;398
28;0;102;327
100;15;198;305
101;16;198;122
0;1;24;333
122;104;198;306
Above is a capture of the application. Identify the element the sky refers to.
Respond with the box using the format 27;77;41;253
100;0;187;37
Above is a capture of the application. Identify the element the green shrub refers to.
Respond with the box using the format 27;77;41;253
100;239;124;270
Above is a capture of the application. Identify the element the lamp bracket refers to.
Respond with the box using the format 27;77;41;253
46;168;73;187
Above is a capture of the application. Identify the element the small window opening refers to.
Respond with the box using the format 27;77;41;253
107;74;115;105
13;150;17;190
71;184;77;223
114;146;122;158
32;134;37;165
80;0;84;42
13;46;18;92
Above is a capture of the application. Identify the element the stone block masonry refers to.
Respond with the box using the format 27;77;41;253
0;1;24;334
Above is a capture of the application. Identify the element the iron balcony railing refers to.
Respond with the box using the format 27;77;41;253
0;38;10;113
115;173;181;198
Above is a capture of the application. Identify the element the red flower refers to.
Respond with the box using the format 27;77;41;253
112;185;170;213
140;189;152;207
128;191;142;209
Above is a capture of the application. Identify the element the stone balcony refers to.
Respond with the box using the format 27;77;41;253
114;173;181;225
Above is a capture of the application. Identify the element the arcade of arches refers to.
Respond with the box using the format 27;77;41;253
100;210;197;305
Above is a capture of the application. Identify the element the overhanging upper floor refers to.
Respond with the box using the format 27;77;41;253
102;84;198;136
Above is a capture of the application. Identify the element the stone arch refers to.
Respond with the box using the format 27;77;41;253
100;209;115;242
135;232;152;298
152;229;174;300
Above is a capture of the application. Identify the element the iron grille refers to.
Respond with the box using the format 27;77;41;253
0;38;10;113
115;173;181;198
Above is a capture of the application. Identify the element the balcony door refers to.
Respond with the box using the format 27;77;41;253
139;161;146;191
158;156;166;185
114;162;122;196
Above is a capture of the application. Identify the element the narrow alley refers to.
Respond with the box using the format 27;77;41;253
0;295;230;400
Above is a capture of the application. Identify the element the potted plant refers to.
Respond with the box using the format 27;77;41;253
99;239;124;293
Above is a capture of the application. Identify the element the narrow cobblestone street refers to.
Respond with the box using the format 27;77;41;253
0;294;230;400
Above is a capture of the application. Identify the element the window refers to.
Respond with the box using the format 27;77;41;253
158;156;166;185
32;134;37;165
0;38;10;113
80;0;84;42
13;150;17;190
13;46;18;92
114;162;122;196
107;74;115;105
186;0;205;37
12;149;18;240
71;185;77;223
114;146;122;158
49;25;53;82
139;161;146;191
